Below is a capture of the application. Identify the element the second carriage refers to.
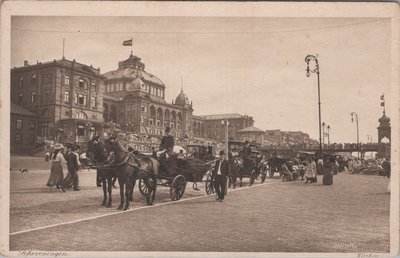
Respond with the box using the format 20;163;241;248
228;140;266;187
138;143;217;201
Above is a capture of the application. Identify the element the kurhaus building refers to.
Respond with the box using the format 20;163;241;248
10;58;105;147
101;53;206;140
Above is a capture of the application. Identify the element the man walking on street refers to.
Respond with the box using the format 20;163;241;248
212;150;231;202
62;144;81;191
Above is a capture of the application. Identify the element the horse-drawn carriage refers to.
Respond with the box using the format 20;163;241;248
85;134;220;210
228;140;264;187
138;144;217;201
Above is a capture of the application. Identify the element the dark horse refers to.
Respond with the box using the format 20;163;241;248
106;140;159;208
86;138;116;208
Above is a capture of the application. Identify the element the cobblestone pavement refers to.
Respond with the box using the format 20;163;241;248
9;156;390;253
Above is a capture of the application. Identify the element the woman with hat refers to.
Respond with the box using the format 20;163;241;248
46;143;66;191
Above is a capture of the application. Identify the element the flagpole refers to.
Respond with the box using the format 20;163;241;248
63;38;65;58
383;93;385;114
131;37;133;55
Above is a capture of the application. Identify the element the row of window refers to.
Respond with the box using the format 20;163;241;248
141;84;164;98
104;82;164;98
63;91;96;107
15;133;35;144
17;74;52;88
17;75;97;90
17;91;50;105
15;119;36;131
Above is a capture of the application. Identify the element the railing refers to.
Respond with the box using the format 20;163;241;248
261;143;389;152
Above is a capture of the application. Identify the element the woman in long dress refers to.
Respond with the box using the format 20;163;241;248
304;157;317;183
322;156;334;185
46;143;66;191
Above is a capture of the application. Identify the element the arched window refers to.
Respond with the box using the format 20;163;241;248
77;111;88;119
157;108;163;127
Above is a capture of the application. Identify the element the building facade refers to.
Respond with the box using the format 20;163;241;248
10;55;257;153
237;126;264;144
10;102;39;154
10;58;105;145
197;113;254;142
101;53;199;141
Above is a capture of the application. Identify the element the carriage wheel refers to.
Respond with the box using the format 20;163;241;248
249;170;256;186
138;178;149;196
170;175;186;201
205;173;214;195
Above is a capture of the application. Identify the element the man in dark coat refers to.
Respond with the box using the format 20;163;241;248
159;127;174;157
62;145;81;191
212;150;231;202
159;127;175;176
241;141;252;169
382;158;391;178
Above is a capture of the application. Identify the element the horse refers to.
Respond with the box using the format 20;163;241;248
268;157;287;177
86;138;116;208
106;140;159;209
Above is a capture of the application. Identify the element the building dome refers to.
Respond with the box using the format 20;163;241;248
379;113;390;125
175;89;190;105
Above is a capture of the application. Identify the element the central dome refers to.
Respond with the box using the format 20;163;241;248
175;90;190;105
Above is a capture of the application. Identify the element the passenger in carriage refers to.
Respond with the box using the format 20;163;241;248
178;149;185;159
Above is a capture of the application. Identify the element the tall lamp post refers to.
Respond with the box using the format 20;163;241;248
221;120;229;158
326;125;331;146
351;112;360;158
322;122;326;147
305;54;322;157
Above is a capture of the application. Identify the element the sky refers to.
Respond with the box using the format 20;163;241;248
11;16;392;144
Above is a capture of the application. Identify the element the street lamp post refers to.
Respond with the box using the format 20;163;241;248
221;120;229;158
305;54;322;157
351;112;360;158
327;125;331;146
322;122;326;147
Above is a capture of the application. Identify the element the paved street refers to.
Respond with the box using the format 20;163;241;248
10;156;390;253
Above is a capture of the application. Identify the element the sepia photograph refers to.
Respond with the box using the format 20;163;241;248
0;1;398;257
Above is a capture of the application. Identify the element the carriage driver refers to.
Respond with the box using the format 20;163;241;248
242;141;252;169
158;126;175;159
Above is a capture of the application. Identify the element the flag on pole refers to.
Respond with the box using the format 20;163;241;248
380;94;384;100
123;39;133;46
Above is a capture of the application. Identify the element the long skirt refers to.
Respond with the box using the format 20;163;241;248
46;162;64;188
322;173;333;185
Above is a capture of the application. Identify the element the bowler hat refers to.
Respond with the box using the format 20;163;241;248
219;150;226;155
165;126;171;133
